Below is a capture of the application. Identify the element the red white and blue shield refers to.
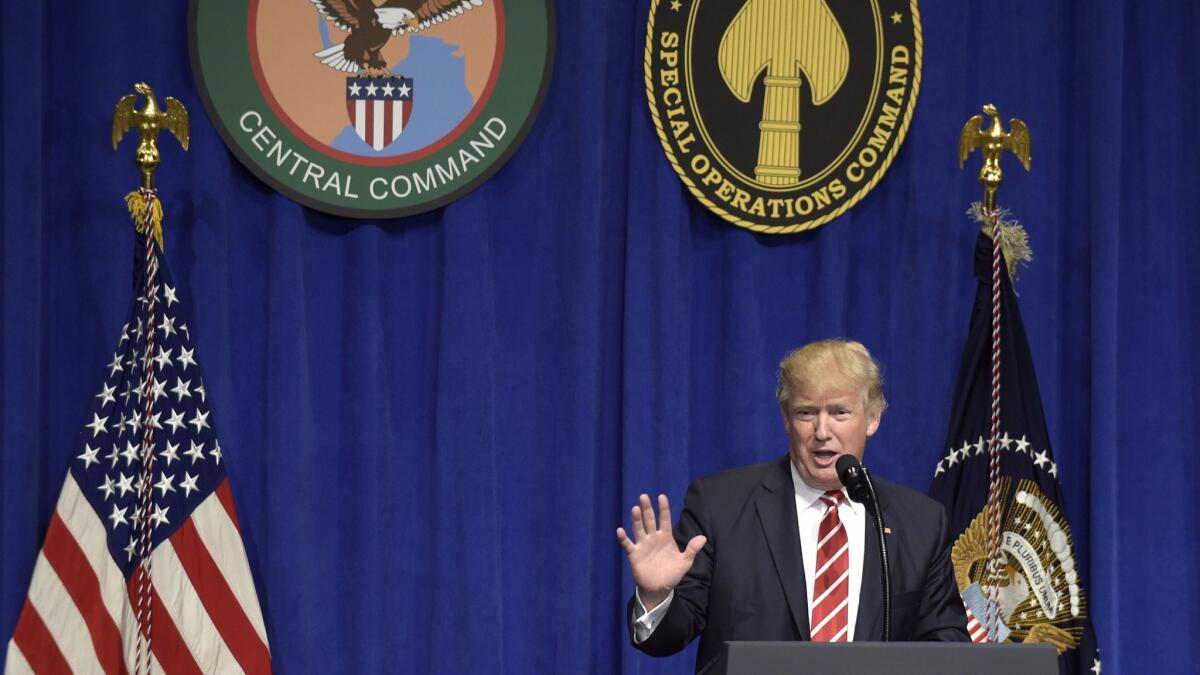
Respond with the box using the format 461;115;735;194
345;76;413;151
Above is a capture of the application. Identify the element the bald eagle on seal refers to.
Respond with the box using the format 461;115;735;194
312;0;487;77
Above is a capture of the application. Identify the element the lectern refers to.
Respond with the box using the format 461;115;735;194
702;642;1058;675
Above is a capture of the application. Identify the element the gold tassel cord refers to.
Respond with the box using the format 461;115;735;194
125;190;164;252
969;202;1032;282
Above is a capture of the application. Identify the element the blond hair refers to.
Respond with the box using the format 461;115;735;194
776;339;887;416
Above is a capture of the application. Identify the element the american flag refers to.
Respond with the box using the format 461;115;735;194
5;223;271;673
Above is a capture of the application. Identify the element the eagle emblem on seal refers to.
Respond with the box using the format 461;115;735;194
951;478;1087;654
311;0;488;77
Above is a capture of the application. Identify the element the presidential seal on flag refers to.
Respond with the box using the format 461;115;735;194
950;476;1084;653
346;76;414;151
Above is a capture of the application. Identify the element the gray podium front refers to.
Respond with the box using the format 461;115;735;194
702;642;1058;675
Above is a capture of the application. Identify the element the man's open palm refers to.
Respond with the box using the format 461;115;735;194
616;494;707;608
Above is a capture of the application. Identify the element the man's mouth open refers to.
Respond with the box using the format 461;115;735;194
812;449;839;465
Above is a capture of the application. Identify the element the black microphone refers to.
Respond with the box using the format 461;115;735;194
835;454;891;642
836;454;874;507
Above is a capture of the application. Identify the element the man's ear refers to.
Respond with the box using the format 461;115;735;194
865;406;882;437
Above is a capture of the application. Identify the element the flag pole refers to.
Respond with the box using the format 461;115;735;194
112;82;189;675
957;103;1031;642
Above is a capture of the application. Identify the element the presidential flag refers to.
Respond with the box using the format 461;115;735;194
930;220;1100;674
5;191;271;673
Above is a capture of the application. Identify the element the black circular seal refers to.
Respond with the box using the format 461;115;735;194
645;0;922;234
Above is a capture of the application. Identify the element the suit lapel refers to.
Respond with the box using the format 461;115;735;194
755;457;810;640
854;495;887;641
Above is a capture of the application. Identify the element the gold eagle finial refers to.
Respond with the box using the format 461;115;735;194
112;82;189;190
959;103;1030;210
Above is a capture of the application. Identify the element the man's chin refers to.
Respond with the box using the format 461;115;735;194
812;473;841;490
800;467;842;491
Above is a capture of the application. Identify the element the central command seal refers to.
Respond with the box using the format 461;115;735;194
645;0;921;233
190;0;554;219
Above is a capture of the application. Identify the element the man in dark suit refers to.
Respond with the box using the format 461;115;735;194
616;340;969;672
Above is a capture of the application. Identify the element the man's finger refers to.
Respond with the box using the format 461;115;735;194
616;528;636;555
639;493;657;533
682;535;707;560
631;505;646;540
657;494;672;532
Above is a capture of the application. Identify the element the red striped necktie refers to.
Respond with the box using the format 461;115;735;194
811;489;850;642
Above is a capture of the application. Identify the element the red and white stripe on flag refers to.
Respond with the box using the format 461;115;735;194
963;604;990;643
5;473;271;674
352;99;409;151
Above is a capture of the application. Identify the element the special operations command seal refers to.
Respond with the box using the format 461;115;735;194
645;0;921;233
190;0;554;218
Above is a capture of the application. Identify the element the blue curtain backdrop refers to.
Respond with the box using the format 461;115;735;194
2;1;1197;672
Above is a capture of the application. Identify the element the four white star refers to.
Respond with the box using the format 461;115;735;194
98;475;117;500
185;440;206;464
150;504;170;528
77;444;100;469
188;409;211;434
115;472;135;497
95;383;117;408
149;379;168;403
154;472;176;496
85;413;110;438
107;504;128;528
172;378;192;401
164;409;187;434
153;346;174;371
177;347;197;371
161;441;181;466
121;441;141;466
180;472;200;498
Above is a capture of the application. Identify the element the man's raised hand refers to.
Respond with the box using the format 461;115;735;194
615;493;707;611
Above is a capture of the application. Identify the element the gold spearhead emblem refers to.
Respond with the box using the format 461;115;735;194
959;103;1030;210
719;0;849;186
112;82;189;190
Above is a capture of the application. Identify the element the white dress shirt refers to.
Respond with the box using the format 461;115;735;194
632;460;866;642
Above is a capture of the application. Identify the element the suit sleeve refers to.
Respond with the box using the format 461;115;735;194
914;506;971;641
627;477;715;656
